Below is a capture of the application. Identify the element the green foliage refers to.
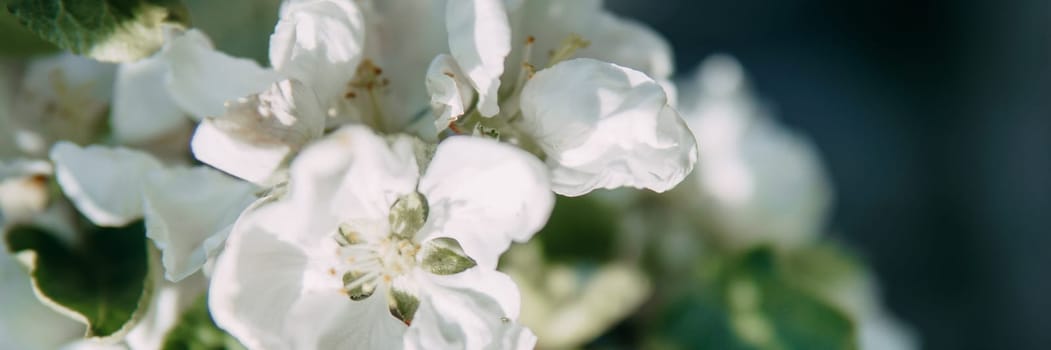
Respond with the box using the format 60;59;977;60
538;194;619;263
5;221;154;339
6;0;190;62
161;295;245;350
655;247;858;350
0;4;56;56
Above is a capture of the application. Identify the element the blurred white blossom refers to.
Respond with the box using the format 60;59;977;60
679;54;832;249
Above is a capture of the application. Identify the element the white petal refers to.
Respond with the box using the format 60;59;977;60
518;58;697;196
270;0;366;102
0;253;85;350
405;269;536;350
446;0;511;117
49;142;162;226
142;167;257;281
190;79;326;186
111;56;187;144
264;125;420;243
125;273;207;350
208;224;312;350
418;136;552;269
285;286;406;349
425;54;476;133
163;29;278;120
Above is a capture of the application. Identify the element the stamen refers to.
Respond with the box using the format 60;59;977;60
547;33;591;67
514;36;536;92
347;59;390;132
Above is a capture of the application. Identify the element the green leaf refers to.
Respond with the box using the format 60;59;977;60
5;221;154;339
0;4;57;56
655;247;858;350
6;0;190;62
161;295;245;350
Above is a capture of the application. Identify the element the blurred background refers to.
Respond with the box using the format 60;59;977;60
603;0;1050;349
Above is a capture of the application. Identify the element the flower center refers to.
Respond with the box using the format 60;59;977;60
331;223;421;301
326;192;477;325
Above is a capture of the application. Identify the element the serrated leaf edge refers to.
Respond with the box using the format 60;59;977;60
12;241;158;342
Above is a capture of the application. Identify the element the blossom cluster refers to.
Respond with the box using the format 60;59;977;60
0;0;914;349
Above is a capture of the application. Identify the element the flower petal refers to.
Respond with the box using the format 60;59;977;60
142;167;257;281
284;286;406;349
125;272;207;350
190;79;326;186
0;252;85;350
270;0;366;102
446;0;511;117
517;58;697;196
111;55;187;144
208;224;311;350
164;29;278;120
405;269;536;350
417;136;552;269
425;54;476;133
49;142;162;226
255;125;421;244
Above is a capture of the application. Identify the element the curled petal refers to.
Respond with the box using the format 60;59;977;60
418;136;553;269
518;58;697;196
163;29;278;120
270;0;366;102
142;167;257;281
425;54;476;133
446;0;511;117
49;142;162;226
190;80;325;186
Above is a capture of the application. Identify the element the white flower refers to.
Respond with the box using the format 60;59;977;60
426;2;696;196
49;142;257;281
209;125;552;349
679;55;832;248
113;28;277;143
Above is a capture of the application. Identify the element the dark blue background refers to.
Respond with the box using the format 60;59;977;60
607;0;1051;348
